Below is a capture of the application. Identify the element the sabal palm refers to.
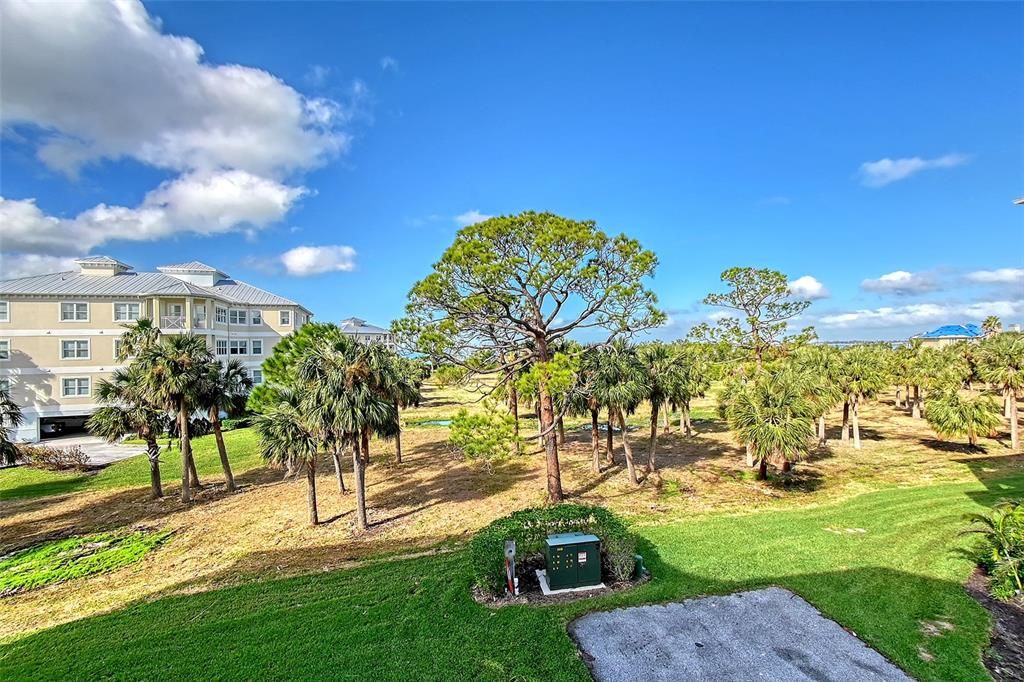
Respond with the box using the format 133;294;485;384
839;346;890;450
726;369;815;480
925;384;1001;448
670;344;710;437
254;403;321;525
982;315;1002;336
199;359;253;492
566;346;604;473
637;343;684;473
978;332;1023;451
89;364;169;498
117;318;160;361
0;388;24;466
591;340;648;485
361;344;422;464
138;334;213;503
793;344;843;445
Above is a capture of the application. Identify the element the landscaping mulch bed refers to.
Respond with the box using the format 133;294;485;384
966;568;1024;682
472;554;650;607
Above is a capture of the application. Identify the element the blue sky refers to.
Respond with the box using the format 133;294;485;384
2;1;1022;341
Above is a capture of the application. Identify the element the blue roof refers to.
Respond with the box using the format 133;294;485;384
920;323;983;339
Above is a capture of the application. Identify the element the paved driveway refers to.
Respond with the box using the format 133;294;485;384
44;434;145;466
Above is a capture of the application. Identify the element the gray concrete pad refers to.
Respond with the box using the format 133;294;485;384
570;587;912;682
45;434;145;466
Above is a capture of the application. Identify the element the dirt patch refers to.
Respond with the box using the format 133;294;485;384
966;569;1024;681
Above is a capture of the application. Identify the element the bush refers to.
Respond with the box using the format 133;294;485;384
962;499;1023;602
448;404;521;464
220;417;251;432
469;504;637;596
16;443;89;471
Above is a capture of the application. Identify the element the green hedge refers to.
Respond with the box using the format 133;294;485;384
469;504;637;595
220;417;251;432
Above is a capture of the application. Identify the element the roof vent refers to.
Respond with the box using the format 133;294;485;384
75;256;132;277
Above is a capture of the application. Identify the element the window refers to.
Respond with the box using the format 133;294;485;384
215;307;228;323
280;310;291;326
60;302;89;321
251;339;263;355
251;310;262;325
113;302;140;321
61;339;90;360
216;340;228;356
62;377;90;397
251;369;263;385
113;338;125;359
229;340;248;355
229;310;248;325
0;340;9;360
0;378;9;393
0;301;8;322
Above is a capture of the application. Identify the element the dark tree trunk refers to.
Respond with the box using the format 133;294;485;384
306;458;319;526
782;460;792;473
178;401;192;503
904;384;911;411
361;428;371;464
757;456;768;481
617;408;638;485
395;405;403;464
210;410;235;492
332;449;346;495
605;413;614;464
188;453;202;489
647;401;659;473
590;408;601;473
912;386;921;419
851;395;862;450
352;436;368;530
841;401;850;442
539;385;563;502
145;435;162;499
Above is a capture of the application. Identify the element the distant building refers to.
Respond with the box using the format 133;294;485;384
913;323;984;349
339;317;395;349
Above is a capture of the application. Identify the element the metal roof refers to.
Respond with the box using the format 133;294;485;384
920;323;983;339
75;255;132;269
339;317;390;335
156;261;222;273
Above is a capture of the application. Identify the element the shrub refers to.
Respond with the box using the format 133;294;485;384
16;443;89;471
448;404;521;464
469;504;637;595
962;499;1023;602
220;417;251;432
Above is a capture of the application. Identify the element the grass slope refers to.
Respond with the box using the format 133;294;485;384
0;430;261;501
2;469;1020;681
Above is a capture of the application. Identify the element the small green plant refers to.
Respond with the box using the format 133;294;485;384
962;499;1023;601
469;504;637;595
447;403;521;465
0;530;171;597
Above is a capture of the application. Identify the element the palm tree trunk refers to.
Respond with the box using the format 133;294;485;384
851;395;862;450
756;455;767;481
590;408;601;473
841;401;850;441
912;386;921;419
817;415;826;446
210;410;235;492
395;405;403;464
605;412;614;464
178;402;192;503
745;442;754;467
332;449;346;495
1010;390;1020;452
617;408;638;485
353;436;368;530
684;402;694;435
1005;388;1013;419
647;401;659;474
361;428;371;464
895;386;903;409
145;436;162;499
662;400;670;433
904;384;911;411
306;458;319;526
188;453;202;489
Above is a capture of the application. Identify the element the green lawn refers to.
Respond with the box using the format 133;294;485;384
2;464;1020;681
0;429;262;501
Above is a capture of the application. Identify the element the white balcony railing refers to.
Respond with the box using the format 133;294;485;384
160;315;186;330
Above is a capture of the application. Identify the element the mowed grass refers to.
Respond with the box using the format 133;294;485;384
0;429;261;501
2;468;1021;681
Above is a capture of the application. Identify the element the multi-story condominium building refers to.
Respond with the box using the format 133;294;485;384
0;257;312;442
339;317;395;349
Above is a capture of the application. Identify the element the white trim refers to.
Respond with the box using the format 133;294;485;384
59;338;91;361
112;301;142;322
0;364;124;376
0;329;125;337
0;300;9;323
229;308;249;325
215;339;228;356
59;301;90;322
229;339;249;355
251;338;263;356
215;306;228;323
61;376;91;397
19;404;101;417
279;310;291;326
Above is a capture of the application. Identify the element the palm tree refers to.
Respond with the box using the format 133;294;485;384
961;500;1023;596
567;346;604;473
89;364;169;498
925;384;1002;449
838;345;890;450
978;332;1023;451
198;359;253;492
670;344;710;437
138;334;213;503
363;347;422;465
116;318;160;361
725;369;815;480
1;388;24;466
254;403;321;525
591;340;647;485
794;345;843;445
637;343;684;473
982;315;1003;337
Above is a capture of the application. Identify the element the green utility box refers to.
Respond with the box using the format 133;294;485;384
544;533;602;590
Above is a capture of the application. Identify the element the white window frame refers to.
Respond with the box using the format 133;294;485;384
215;340;228;356
0;377;9;393
251;369;263;385
113;338;124;359
0;301;9;323
113;301;141;322
215;307;228;324
62;377;91;397
60;301;90;322
251;339;263;356
229;309;248;325
0;339;9;360
229;340;248;356
280;310;291;326
60;339;91;360
251;310;262;325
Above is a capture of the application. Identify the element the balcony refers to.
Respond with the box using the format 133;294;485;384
160;315;187;330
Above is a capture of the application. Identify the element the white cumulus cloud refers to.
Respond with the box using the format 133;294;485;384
280;245;357;276
380;56;399;72
861;270;939;296
818;300;1024;330
788;275;830;300
858;154;969;187
455;210;493;227
967;268;1024;285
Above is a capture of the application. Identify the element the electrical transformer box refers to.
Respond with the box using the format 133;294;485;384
543;532;601;590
